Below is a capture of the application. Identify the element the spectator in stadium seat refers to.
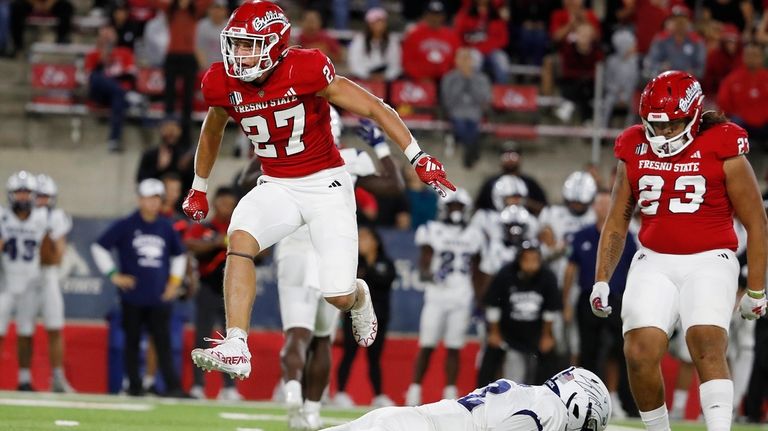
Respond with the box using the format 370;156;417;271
335;224;395;408
475;147;548;216
507;0;558;66
136;118;195;188
643;5;706;80
184;186;243;401
0;1;11;56
557;22;603;123
9;0;73;55
85;26;137;153
440;47;492;168
329;0;381;30
702;0;755;36
615;0;684;56
401;1;460;82
702;24;742;98
717;43;768;151
297;8;343;64
90;178;188;397
158;0;210;148
194;0;227;69
541;0;600;96
477;241;560;386
347;7;401;82
601;28;639;129
453;0;510;83
111;1;143;49
138;10;168;67
562;190;636;419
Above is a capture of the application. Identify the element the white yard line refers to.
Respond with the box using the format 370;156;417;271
54;420;80;427
606;426;643;431
0;398;153;411
235;428;264;431
220;412;349;426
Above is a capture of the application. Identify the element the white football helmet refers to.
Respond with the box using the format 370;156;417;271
545;367;611;431
36;174;58;208
563;171;597;207
330;106;343;148
498;204;538;247
6;171;38;212
492;175;528;211
438;187;472;224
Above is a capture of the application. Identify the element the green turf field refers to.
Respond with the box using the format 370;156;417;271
0;391;765;431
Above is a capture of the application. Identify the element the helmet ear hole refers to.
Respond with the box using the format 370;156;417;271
572;405;580;419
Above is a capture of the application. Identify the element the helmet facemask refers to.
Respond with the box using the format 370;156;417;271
221;28;287;82
642;106;702;158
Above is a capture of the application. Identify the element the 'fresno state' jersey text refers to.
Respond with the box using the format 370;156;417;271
201;48;344;178
615;123;748;254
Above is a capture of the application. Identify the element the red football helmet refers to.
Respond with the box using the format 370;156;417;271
638;70;704;157
220;1;291;82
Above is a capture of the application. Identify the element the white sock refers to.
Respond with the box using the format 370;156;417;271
699;379;733;431
351;288;368;312
18;368;31;384
226;327;247;341
304;400;321;414
672;389;688;415
639;405;671;431
610;392;624;411
53;367;65;381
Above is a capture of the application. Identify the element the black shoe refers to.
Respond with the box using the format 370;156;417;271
127;386;146;397
17;383;34;392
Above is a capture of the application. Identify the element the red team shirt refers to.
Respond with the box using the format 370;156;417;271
615;123;749;254
201;48;344;178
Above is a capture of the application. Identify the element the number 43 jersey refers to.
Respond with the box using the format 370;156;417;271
0;206;49;293
615;123;748;254
201;48;344;178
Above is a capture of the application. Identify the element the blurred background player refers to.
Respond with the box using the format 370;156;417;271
323;367;611;431
185;1;454;382
274;110;403;430
14;174;74;392
405;188;481;405
0;171;51;391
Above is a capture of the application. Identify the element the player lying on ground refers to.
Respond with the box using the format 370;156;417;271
323;366;611;431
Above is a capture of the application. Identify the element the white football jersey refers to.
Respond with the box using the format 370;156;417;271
419;380;568;431
415;221;482;302
539;205;596;286
0;206;49;293
47;208;72;241
479;239;519;276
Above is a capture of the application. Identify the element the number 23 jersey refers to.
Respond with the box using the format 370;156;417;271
201;48;344;178
615;123;748;254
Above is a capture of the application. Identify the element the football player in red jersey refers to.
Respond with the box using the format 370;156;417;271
592;70;767;431
182;1;455;381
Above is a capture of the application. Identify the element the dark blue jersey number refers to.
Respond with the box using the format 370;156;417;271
2;237;37;261
457;379;512;412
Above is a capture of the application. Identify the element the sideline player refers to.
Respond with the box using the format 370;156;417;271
15;174;74;392
184;1;454;381
276;110;404;430
0;171;51;391
406;188;482;405
323;367;611;431
591;70;768;431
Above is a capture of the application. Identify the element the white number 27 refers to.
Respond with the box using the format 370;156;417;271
240;104;306;158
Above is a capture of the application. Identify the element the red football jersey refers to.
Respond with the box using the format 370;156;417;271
201;48;344;178
615;123;749;254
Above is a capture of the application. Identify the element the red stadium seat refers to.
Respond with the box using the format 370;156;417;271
389;79;437;108
491;84;538;112
29;63;78;106
351;79;387;100
136;67;165;96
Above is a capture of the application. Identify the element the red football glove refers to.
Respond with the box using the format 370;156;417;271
182;189;209;221
412;154;456;198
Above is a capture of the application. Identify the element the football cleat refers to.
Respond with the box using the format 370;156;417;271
405;384;421;406
350;279;378;347
191;332;252;380
285;380;304;430
303;410;322;431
